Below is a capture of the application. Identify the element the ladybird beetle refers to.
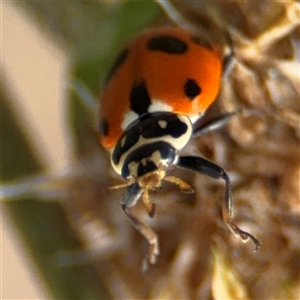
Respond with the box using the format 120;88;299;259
98;27;260;270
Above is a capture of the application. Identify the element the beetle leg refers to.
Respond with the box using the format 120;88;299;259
177;156;261;250
121;183;159;271
122;205;159;272
164;175;194;194
193;112;237;138
105;181;133;192
142;189;156;218
219;171;261;250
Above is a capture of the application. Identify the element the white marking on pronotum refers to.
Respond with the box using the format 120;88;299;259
158;120;167;129
112;115;193;175
121;136;126;147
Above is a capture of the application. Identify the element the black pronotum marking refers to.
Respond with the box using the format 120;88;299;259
112;113;188;165
98;118;109;136
191;36;213;51
103;48;129;87
137;160;157;179
147;35;187;54
130;81;151;115
121;141;177;179
184;79;201;100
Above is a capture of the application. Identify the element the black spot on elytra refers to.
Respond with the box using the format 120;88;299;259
191;36;213;51
184;79;201;100
103;48;129;87
147;35;187;54
98;118;109;136
130;81;151;115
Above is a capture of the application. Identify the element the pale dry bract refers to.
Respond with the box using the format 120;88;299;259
63;1;300;299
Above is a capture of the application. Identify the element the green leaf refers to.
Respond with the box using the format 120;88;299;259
1;96;40;181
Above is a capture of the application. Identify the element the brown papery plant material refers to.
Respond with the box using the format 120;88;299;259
63;1;300;299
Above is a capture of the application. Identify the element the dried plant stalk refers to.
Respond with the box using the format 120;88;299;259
63;1;300;299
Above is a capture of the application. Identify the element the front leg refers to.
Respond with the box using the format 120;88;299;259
177;156;261;250
121;183;160;271
193;112;236;138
